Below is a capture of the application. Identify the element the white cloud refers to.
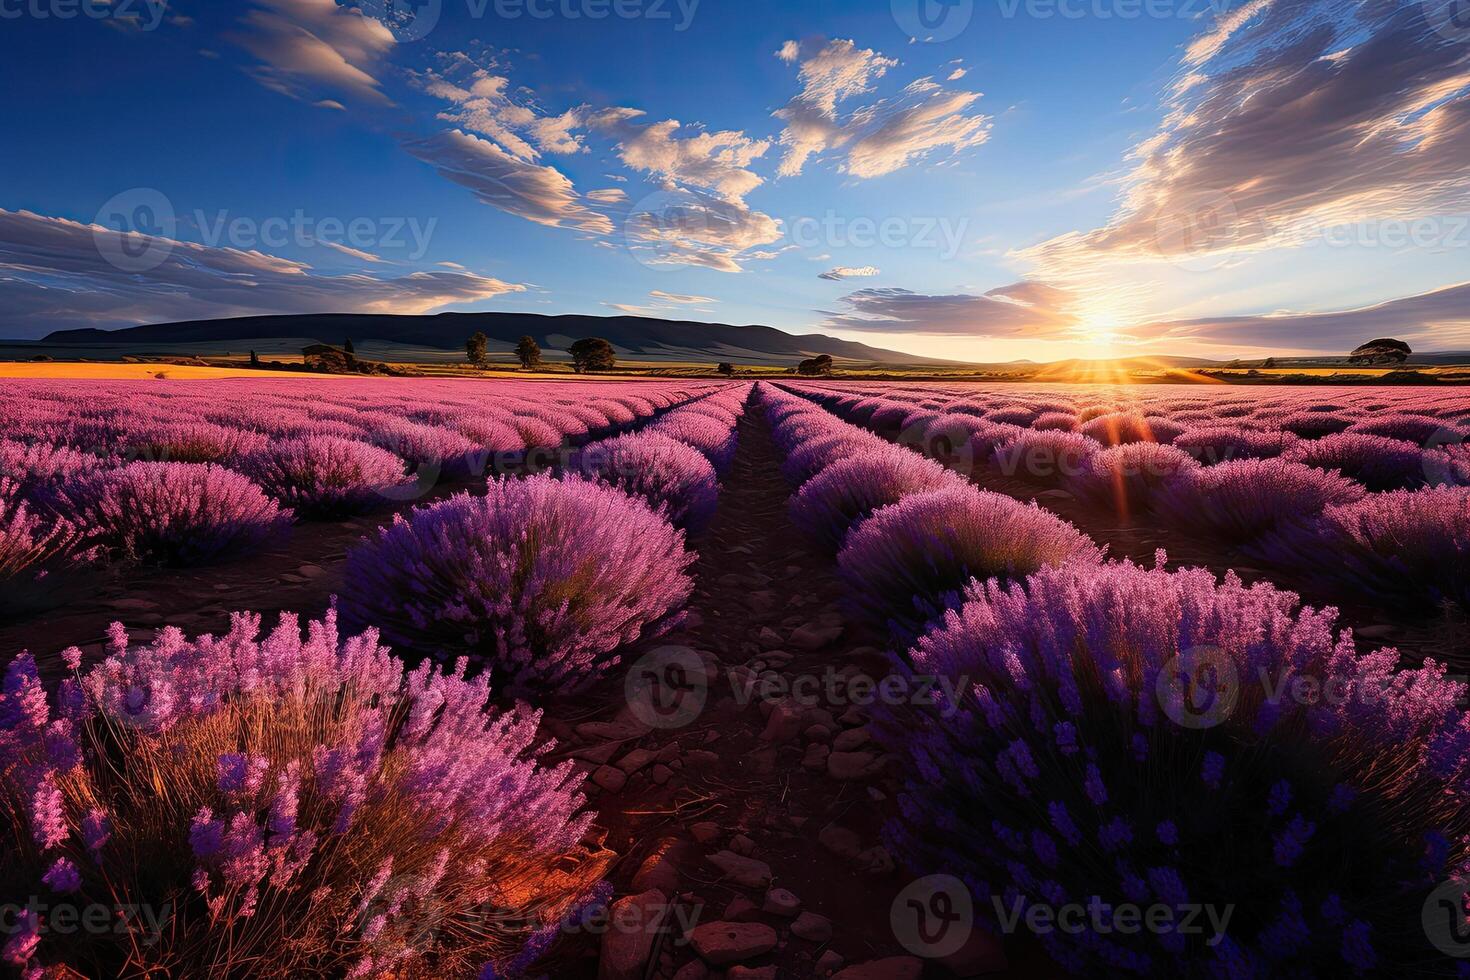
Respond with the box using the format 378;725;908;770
819;265;880;280
588;109;771;203
773;38;989;179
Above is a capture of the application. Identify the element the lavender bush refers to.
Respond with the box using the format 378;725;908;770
1347;413;1459;445
648;411;738;473
0;479;72;583
342;475;694;692
240;436;417;519
1260;487;1470;610
1080;413;1184;447
0;610;608;978
991;430;1099;487
1156;459;1365;541
567;431;719;532
882;559;1470;974
1067;442;1200;513
1174;426;1298;463
53;462;291;566
1283;433;1437;492
836;484;1100;640
790;445;958;551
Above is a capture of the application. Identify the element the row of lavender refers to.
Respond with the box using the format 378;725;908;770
783;382;1470;612
0;378;726;579
0;384;751;978
758;383;1470;975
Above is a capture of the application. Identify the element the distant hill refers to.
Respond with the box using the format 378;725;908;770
43;312;955;367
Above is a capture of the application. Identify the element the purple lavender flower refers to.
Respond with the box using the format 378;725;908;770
53;461;290;566
342;475;694;693
42;856;82;893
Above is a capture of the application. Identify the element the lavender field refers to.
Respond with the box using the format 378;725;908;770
2;377;1469;978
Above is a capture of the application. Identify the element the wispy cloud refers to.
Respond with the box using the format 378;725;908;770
0;209;522;337
822;282;1079;337
819;265;880;280
650;289;716;304
233;0;395;105
402;130;614;234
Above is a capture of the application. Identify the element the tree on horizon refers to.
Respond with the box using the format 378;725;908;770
466;331;489;367
569;338;616;373
515;335;543;370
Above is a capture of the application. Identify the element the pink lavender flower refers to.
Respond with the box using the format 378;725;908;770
30;772;67;850
53;461;290;566
240;435;415;519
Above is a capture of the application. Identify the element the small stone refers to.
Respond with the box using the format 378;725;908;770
685;749;720;767
804;724;833;743
707;850;772;889
756;626;783;649
652;764;673;785
761;887;800;917
832;957;924;980
617;748;656;774
597;889;667;980
672;961;709;980
727;967;778;980
690;822;721;845
689;921;777;966
723;896;760;921
802;744;830;771
729;833;757;856
576;720;649;741
816;950;845;974
790;911;833;942
789;624;843;650
573;743;621;765
832;727;870;752
592;766;627;793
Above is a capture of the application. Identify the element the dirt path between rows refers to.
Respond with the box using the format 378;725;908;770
539;403;1056;980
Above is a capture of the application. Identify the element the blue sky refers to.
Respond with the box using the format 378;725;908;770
2;0;1468;361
